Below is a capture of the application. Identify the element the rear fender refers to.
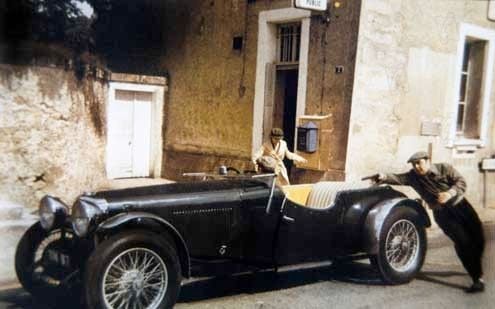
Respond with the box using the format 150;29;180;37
97;212;191;278
363;198;430;255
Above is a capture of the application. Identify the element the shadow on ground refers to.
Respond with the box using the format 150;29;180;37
416;271;469;290
179;261;384;303
0;262;465;308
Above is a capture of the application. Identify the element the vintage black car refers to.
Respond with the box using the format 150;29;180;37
16;170;431;308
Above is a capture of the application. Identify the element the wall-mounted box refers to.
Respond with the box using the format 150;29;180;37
297;121;318;153
295;114;332;171
481;158;495;171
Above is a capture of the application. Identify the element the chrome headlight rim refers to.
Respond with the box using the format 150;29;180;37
39;195;69;231
72;216;91;237
71;197;104;237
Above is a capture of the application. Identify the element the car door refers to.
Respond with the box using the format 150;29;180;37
275;200;339;265
240;186;283;266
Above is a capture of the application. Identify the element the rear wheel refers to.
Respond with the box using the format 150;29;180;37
371;207;426;284
84;230;181;309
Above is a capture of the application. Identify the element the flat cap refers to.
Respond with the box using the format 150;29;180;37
270;128;284;137
407;151;429;163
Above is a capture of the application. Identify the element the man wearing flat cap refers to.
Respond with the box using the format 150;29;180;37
252;128;307;186
377;151;485;293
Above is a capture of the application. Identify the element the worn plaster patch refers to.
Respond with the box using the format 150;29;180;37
36;68;65;100
0;65;29;91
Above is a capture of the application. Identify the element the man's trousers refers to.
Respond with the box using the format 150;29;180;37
433;199;485;281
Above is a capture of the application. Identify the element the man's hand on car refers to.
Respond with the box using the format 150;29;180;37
372;173;385;183
361;173;385;183
377;173;385;182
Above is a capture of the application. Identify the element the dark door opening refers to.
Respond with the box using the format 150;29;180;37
273;68;298;177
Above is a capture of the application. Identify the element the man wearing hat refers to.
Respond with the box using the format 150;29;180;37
376;151;485;293
252;128;307;186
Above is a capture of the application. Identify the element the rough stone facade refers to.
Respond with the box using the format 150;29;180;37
0;63;109;283
347;0;495;208
0;64;108;209
160;0;361;182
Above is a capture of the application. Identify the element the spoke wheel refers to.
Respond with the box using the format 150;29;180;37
102;248;168;309
85;230;181;309
370;206;426;284
384;219;419;272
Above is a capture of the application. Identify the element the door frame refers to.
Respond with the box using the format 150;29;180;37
106;82;165;179
252;8;311;155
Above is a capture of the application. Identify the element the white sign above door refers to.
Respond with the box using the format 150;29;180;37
294;0;327;11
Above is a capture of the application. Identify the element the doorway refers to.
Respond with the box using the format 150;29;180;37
273;68;298;176
106;80;165;180
252;8;311;155
107;89;152;178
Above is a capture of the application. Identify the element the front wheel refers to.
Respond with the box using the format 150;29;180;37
371;207;427;284
15;223;76;302
84;230;181;309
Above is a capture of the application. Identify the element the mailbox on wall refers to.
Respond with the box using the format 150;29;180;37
297;121;318;153
295;114;332;171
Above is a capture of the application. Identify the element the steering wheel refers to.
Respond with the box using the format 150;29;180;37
226;167;241;174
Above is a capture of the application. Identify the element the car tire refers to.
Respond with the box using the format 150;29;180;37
15;223;73;303
370;206;426;284
84;230;181;309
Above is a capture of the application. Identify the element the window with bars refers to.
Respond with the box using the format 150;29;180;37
276;23;301;64
456;38;487;138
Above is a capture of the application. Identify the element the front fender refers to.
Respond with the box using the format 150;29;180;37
363;198;430;255
97;212;191;278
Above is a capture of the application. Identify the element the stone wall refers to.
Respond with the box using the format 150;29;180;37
347;0;495;208
159;0;362;182
0;64;108;210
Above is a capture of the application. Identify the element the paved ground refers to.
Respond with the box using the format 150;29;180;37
0;223;493;309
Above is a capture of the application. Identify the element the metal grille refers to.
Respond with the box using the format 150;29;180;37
277;23;301;63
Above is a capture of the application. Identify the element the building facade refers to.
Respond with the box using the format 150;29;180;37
160;0;361;183
1;0;494;284
347;0;495;208
1;0;494;216
159;0;495;208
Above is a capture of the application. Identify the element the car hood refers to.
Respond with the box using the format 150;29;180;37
92;179;268;203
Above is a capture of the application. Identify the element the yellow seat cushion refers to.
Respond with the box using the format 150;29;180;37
283;184;313;205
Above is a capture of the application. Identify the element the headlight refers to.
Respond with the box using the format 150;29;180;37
71;196;107;237
73;217;90;237
39;195;69;230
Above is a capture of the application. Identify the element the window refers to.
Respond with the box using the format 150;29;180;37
277;23;301;64
456;38;486;138
450;24;495;147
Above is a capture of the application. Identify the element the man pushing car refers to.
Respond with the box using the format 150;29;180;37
374;151;485;293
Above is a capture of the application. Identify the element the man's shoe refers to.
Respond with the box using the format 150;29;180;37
465;280;485;293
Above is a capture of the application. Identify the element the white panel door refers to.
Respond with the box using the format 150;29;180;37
132;91;152;177
107;90;152;179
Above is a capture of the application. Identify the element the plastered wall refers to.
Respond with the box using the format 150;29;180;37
347;0;495;208
0;64;107;209
160;0;362;181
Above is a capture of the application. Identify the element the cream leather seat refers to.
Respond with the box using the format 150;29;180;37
305;181;368;209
